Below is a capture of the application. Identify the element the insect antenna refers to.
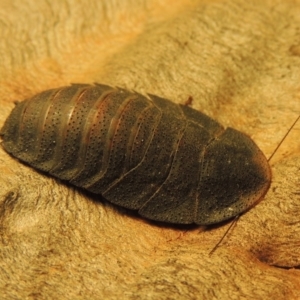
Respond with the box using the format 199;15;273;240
209;114;300;256
267;115;300;163
209;215;239;256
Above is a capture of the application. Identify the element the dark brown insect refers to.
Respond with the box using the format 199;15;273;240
0;83;271;225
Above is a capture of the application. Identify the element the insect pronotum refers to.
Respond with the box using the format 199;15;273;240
0;83;272;225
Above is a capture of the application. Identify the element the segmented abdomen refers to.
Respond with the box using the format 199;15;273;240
3;84;220;208
1;83;271;225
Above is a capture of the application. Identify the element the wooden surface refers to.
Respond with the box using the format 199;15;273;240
0;0;300;299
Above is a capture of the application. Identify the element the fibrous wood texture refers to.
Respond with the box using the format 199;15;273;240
0;0;300;299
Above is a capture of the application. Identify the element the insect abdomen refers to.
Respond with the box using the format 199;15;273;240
0;84;271;225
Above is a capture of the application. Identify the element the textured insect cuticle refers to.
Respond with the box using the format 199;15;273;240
1;84;272;225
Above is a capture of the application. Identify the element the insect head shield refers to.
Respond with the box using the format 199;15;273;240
197;127;271;225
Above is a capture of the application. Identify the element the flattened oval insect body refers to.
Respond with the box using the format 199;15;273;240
0;84;271;225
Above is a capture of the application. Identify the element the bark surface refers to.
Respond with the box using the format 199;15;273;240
0;1;300;299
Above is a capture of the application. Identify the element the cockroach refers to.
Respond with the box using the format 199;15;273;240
0;83;272;225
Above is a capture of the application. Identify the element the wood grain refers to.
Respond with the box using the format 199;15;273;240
0;0;300;299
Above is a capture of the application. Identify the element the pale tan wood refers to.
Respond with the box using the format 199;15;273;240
1;0;300;299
